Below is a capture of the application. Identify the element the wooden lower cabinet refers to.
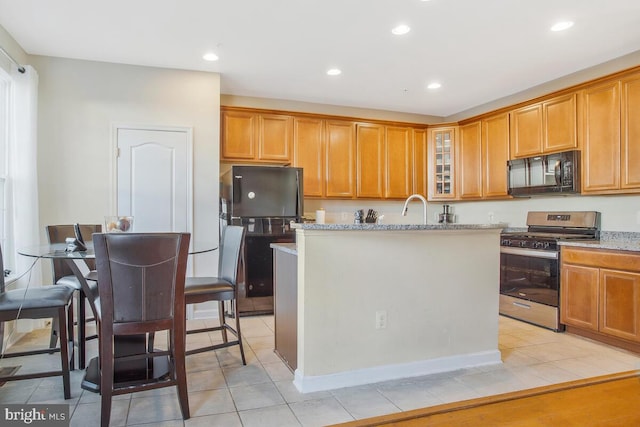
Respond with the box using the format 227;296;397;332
600;269;640;342
561;263;599;331
561;246;640;351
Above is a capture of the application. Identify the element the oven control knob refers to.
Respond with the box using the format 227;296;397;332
519;241;528;248
533;241;543;249
501;239;510;246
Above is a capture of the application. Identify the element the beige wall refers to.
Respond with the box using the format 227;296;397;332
31;56;221;276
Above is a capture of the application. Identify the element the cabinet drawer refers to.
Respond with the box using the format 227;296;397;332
562;247;640;272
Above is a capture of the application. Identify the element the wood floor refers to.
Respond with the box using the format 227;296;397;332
333;370;640;427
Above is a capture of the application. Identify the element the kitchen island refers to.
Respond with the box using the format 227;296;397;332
280;223;506;393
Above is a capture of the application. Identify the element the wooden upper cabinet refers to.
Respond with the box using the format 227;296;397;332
510;104;542;158
221;110;257;159
510;93;577;158
259;114;292;161
412;129;428;197
293;117;324;197
325;120;356;198
621;74;640;189
543;93;578;152
385;126;412;199
221;108;292;163
582;81;621;193
482;113;510;198
428;127;456;200
458;121;483;199
356;123;385;198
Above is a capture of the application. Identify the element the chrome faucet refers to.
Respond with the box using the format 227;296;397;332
401;194;428;225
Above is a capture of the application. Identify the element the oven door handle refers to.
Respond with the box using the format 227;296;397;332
500;246;558;259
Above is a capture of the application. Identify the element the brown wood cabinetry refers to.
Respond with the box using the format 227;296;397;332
428;126;456;200
458;121;483;199
385;126;413;199
561;246;640;351
482;113;510;198
412;129;428;197
325;120;356;198
582;81;621;192
543;93;578;153
293;117;324;197
356;123;385;198
582;73;640;194
621;74;640;189
222;108;292;163
457;113;510;200
510;94;577;158
510;104;542;158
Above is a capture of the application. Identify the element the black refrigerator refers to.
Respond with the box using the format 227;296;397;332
220;165;303;315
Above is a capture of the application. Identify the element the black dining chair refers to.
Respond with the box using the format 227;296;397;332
46;224;101;370
92;232;190;427
184;225;246;363
0;244;74;399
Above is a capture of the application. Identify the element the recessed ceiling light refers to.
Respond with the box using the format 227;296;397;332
327;68;342;76
551;21;574;32
427;82;441;90
202;52;219;61
392;24;411;35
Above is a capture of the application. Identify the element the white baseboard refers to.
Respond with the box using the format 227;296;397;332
293;350;502;393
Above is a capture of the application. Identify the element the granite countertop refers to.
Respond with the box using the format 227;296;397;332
559;231;640;252
292;223;507;231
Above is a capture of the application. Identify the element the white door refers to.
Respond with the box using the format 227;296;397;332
116;127;192;233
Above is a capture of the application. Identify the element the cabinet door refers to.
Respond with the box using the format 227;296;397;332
293;117;324;197
259;114;292;161
599;269;640;342
458;121;483;199
412;129;428;196
582;81;621;192
621;74;640;189
543;93;578;152
429;127;456;200
385;126;412;199
510;104;543;158
356;123;385;198
482;113;510;198
221;110;257;160
561;264;599;331
325;120;356;198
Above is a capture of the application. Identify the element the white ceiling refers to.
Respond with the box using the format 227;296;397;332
1;0;640;117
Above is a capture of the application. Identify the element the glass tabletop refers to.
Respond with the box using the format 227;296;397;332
18;241;217;259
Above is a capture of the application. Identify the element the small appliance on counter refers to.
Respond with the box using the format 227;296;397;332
438;205;454;223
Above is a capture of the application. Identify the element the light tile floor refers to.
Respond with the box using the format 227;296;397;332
1;315;640;426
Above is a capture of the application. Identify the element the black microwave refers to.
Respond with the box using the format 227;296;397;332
507;150;580;196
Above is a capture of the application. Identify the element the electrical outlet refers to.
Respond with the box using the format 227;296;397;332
375;310;387;329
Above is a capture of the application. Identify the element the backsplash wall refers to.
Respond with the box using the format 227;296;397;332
304;194;640;232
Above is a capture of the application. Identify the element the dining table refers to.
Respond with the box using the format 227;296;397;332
17;238;217;392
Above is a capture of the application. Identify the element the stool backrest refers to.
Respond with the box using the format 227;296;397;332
93;232;190;328
218;225;246;286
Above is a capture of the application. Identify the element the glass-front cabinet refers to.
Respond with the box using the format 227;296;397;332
429;126;456;200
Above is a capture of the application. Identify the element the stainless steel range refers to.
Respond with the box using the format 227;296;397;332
499;211;600;331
